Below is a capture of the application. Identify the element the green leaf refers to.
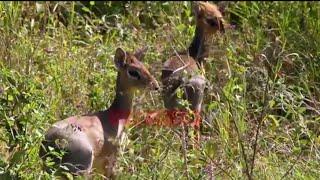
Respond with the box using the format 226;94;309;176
7;95;13;101
176;24;186;32
82;7;91;13
10;151;24;165
269;100;276;108
268;115;279;127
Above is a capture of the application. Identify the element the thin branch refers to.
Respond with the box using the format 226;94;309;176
200;147;235;180
250;75;270;176
181;124;190;180
280;150;303;180
228;100;252;180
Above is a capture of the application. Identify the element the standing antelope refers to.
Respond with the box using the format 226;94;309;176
161;2;228;143
39;47;159;178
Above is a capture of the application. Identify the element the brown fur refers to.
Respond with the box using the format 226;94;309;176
161;2;228;143
39;47;159;179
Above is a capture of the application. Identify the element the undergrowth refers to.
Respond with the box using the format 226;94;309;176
0;1;319;179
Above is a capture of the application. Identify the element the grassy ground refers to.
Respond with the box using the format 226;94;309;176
0;1;319;179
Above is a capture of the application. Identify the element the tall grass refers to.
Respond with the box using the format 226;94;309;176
0;1;319;179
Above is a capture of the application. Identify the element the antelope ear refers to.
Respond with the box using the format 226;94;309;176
216;1;228;16
134;46;148;61
114;47;127;70
192;1;202;17
215;1;232;32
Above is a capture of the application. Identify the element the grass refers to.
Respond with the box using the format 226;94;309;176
0;1;319;179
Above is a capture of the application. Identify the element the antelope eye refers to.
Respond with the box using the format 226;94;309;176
128;70;141;80
206;18;217;27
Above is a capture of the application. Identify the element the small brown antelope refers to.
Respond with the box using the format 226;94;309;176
39;47;159;178
161;2;228;144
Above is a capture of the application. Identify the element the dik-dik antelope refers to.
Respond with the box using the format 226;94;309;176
161;2;228;142
39;47;159;178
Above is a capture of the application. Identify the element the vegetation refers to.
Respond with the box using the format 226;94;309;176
0;1;319;179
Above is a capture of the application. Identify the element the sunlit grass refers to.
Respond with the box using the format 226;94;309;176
0;1;319;179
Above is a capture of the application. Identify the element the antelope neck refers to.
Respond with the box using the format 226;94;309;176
188;25;210;64
106;74;134;126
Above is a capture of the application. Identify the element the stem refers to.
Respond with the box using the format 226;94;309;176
250;76;270;176
181;124;190;180
280;150;303;179
228;101;251;180
200;147;234;179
